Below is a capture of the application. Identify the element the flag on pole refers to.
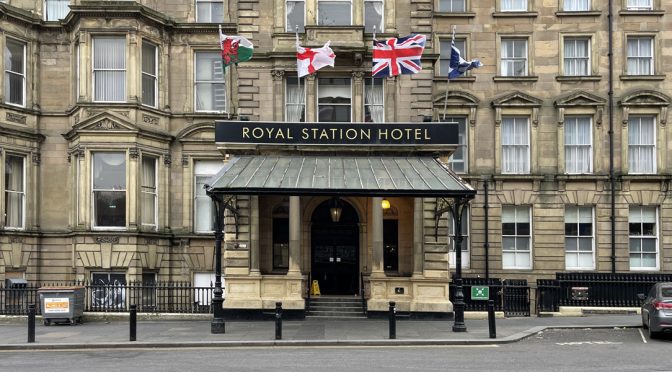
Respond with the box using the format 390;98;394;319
447;32;482;79
296;41;336;77
219;27;254;70
372;34;426;78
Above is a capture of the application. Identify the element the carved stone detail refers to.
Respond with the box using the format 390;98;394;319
271;70;285;81
9;237;24;243
129;147;139;159
164;153;172;166
32;152;41;165
6;112;27;124
143;114;159;125
93;119;122;130
95;236;119;244
352;71;364;80
182;155;189;167
145;238;158;245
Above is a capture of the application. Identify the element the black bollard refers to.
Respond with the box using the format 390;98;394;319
388;301;396;340
275;302;283;340
487;300;496;339
130;304;137;342
28;304;35;343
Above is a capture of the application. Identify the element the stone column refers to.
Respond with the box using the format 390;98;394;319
306;75;317;122
271;70;285;121
288;196;301;274
412;197;424;277
250;196;260;275
353;71;364;122
371;197;384;276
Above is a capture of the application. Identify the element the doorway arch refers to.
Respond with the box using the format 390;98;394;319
311;198;359;295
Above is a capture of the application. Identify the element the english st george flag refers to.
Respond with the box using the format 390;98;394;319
372;34;426;78
296;41;336;77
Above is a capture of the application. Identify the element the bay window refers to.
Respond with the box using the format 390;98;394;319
5;38;26;107
92;152;126;228
45;0;70;21
194;160;225;233
318;0;352;26
93;37;126;102
4;154;25;229
364;78;384;123
194;52;226;112
140;156;158;230
318;77;351;122
141;42;158;107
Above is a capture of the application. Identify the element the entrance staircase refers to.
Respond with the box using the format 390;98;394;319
306;296;367;319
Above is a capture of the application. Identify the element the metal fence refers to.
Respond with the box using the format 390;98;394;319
537;272;672;313
449;277;531;317
0;281;214;315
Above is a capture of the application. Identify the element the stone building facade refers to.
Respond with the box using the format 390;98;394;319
0;0;671;316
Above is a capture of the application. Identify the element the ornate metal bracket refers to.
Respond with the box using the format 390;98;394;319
206;189;240;239
434;196;472;241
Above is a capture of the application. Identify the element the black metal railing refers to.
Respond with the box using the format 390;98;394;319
360;272;367;316
536;272;672;312
449;277;531;317
0;281;214;315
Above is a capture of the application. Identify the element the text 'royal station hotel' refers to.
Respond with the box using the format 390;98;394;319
1;0;672;317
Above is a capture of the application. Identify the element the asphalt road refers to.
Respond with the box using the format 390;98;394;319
1;328;670;372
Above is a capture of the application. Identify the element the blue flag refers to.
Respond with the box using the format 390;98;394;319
448;39;482;79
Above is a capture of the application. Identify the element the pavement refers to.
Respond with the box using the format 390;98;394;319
0;313;642;350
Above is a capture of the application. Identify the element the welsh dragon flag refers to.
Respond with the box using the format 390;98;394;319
219;27;253;70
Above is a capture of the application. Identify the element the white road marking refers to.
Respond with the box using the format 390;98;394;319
555;341;622;346
638;328;647;343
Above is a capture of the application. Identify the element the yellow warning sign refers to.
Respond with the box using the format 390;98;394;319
310;280;321;296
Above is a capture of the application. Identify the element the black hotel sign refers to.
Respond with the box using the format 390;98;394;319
215;121;459;146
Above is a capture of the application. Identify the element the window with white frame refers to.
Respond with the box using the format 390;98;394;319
141;42;158;107
92;152;126;228
500;38;527;76
442;117;467;173
140;156;158;230
286;0;305;32
318;0;352;26
4;154;25;229
502;206;531;269
449;207;470;269
364;78;384;123
4;39;26;107
564;116;592;174
439;0;466;12
629;206;658;270
626;0;652;10
565;206;594;270
501;117;530;174
194;52;226;112
563;0;589;11
45;0;70;21
194;272;217;305
501;0;526;11
364;0;383;33
628;116;656;174
318;77;351;122
285;77;306;122
562;0;590;12
194;160;225;233
563;37;590;76
196;0;224;23
93;37;126;102
626;36;653;75
440;38;466;77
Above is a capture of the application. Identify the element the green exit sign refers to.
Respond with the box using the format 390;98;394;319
471;286;489;301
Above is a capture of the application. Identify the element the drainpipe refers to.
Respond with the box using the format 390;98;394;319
608;0;616;273
483;178;490;280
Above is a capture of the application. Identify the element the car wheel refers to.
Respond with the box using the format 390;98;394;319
642;314;648;329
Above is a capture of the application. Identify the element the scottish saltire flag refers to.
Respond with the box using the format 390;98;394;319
448;38;482;79
372;34;426;78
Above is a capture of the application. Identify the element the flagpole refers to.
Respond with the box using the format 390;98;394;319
370;25;377;122
219;25;230;119
443;25;456;122
295;25;305;119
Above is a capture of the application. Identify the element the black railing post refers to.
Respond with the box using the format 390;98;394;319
388;301;396;340
275;302;283;340
129;304;137;341
27;304;35;343
487;300;496;339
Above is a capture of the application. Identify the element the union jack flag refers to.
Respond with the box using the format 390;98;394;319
372;34;427;78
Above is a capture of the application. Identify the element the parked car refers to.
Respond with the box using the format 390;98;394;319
638;282;672;339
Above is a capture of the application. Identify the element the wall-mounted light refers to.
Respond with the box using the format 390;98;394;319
330;197;342;223
381;198;391;210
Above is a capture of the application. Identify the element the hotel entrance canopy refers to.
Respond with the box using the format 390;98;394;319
206;155;474;197
206;121;475;198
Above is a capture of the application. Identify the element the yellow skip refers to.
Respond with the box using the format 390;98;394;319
310;280;321;296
